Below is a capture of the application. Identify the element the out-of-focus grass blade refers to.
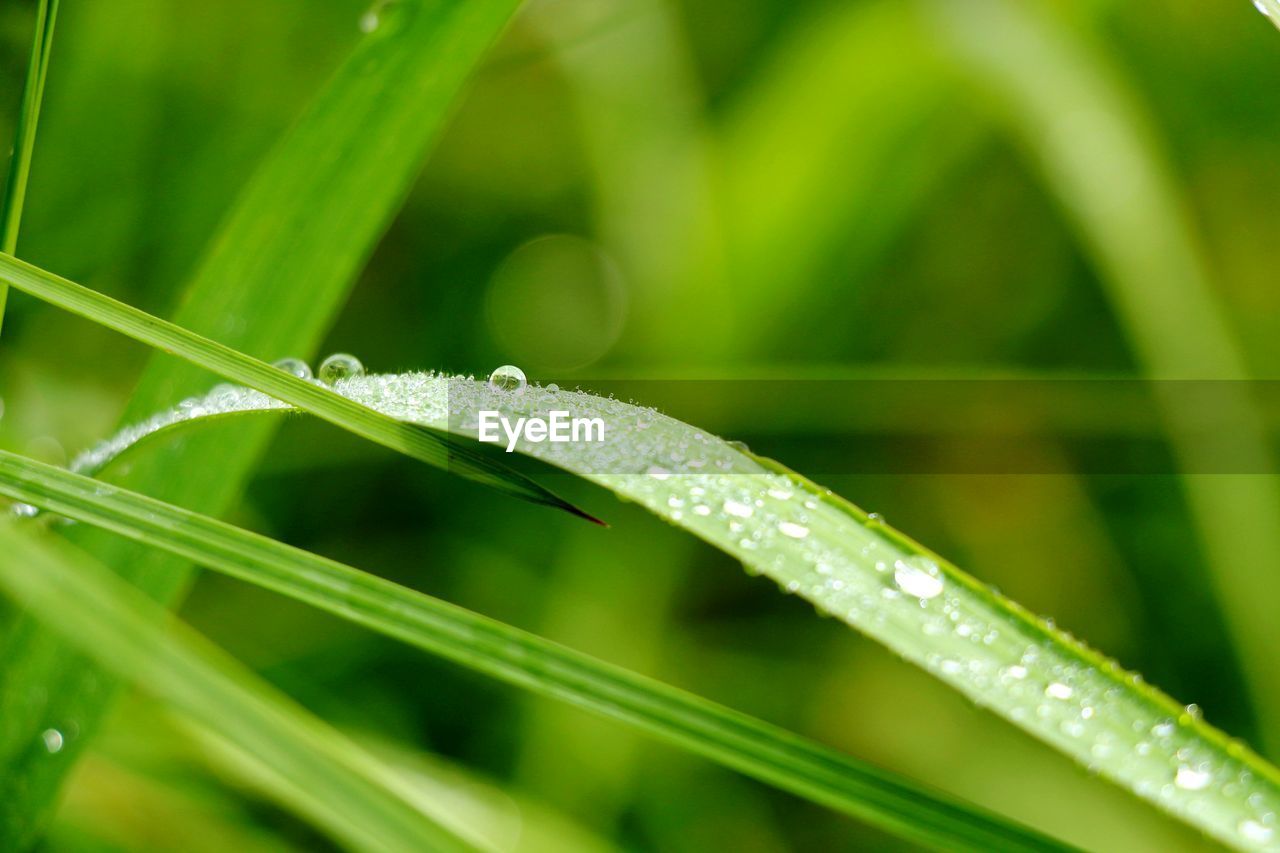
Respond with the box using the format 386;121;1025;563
0;523;480;853
0;0;59;330
716;1;975;358
930;0;1280;756
0;252;588;519
0;0;524;843
0;450;1070;853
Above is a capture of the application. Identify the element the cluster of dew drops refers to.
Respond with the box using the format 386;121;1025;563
474;364;1280;849
12;359;1280;847
11;353;368;520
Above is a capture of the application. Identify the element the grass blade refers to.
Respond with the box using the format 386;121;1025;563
0;0;59;331
0;251;586;518
0;523;480;852
65;372;1280;850
0;0;526;842
0;450;1070;852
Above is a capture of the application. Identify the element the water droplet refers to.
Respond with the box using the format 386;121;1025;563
273;358;313;380
1003;665;1028;680
10;503;39;519
693;504;711;516
488;364;527;393
646;465;670;480
893;557;943;600
359;0;395;31
727;440;751;453
41;729;63;754
1152;719;1177;738
777;521;810;539
723;499;754;519
546;383;560;392
1240;819;1274;844
318;353;365;384
1045;682;1074;700
1174;765;1212;790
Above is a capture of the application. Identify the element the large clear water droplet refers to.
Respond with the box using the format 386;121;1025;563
893;556;943;600
41;729;63;754
488;364;527;393
319;353;365;384
273;358;313;380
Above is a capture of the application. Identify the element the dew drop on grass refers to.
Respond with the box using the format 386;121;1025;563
1239;819;1274;844
778;521;810;539
10;503;39;519
318;353;365;384
273;357;313;380
1175;765;1212;791
723;499;753;519
40;729;63;754
893;556;943;600
1045;682;1074;700
488;364;527;393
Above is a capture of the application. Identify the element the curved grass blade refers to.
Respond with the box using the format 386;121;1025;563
60;372;1280;851
0;523;481;852
0;451;1070;853
0;0;528;842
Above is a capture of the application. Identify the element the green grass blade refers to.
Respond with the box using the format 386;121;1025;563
715;1;974;358
929;0;1280;756
0;251;586;519
0;0;60;331
0;523;480;852
0;451;1070;852
0;0;525;842
67;373;1280;850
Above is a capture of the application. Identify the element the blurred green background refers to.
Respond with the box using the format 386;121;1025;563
2;0;1279;849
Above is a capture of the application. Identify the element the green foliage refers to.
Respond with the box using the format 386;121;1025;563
0;449;1065;852
0;523;480;852
0;0;524;843
4;0;1280;849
